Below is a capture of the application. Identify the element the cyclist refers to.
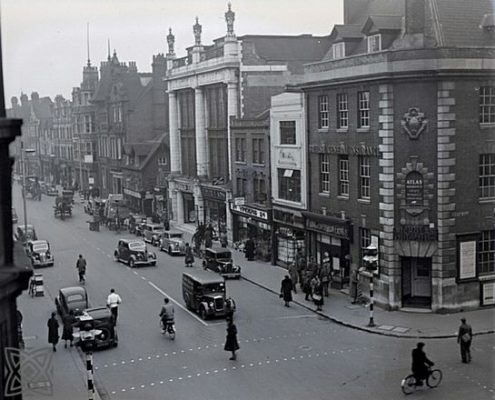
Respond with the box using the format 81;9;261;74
411;342;434;386
159;298;175;334
76;254;87;284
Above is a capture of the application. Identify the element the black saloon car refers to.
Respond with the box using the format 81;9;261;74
202;247;241;279
79;307;118;349
114;239;157;267
25;240;54;267
55;286;89;319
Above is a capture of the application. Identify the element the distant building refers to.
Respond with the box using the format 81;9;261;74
51;95;73;187
282;0;495;311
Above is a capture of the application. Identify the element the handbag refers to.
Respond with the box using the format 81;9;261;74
461;332;471;343
312;294;322;301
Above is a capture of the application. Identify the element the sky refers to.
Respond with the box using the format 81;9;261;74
1;0;343;104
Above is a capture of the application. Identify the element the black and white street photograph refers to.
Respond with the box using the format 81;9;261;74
0;0;494;399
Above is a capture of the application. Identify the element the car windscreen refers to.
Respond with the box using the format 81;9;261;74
33;243;48;252
129;242;146;251
152;226;163;232
203;283;225;293
170;233;183;238
216;252;231;258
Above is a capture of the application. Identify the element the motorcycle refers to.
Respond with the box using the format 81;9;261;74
160;318;176;340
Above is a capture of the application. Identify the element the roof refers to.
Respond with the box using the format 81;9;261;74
60;286;87;296
362;15;403;34
240;35;332;62
182;269;226;284
84;307;112;320
30;240;48;246
330;24;364;42
120;238;146;245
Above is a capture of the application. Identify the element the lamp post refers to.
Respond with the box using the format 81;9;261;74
20;142;36;235
363;244;378;327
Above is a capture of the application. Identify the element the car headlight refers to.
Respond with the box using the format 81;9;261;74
208;302;214;308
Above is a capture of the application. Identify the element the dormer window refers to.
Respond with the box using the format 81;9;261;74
332;42;345;59
367;34;381;53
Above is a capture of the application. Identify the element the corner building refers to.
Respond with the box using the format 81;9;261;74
166;4;330;241
295;0;495;311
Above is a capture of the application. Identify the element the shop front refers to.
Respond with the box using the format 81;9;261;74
231;202;272;262
201;186;228;236
123;187;144;214
175;181;196;224
303;211;353;289
273;206;305;267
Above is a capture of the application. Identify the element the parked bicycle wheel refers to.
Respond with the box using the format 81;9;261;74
401;375;417;395
427;369;442;388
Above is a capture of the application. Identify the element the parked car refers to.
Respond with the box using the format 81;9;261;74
25;240;54;267
159;231;186;255
55;286;89;319
12;208;18;224
143;223;164;246
203;247;241;279
46;185;59;196
114;239;157;267
79;307;118;349
182;270;236;320
15;224;38;244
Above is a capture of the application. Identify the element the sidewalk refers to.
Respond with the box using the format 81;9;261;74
17;285;101;399
176;224;495;339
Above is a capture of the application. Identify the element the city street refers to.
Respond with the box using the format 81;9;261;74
13;186;495;400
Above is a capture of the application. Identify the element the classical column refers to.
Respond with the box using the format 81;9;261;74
176;190;184;225
195;87;208;177
227;82;238;182
168;91;180;174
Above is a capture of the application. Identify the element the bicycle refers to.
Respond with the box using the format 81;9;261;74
401;367;442;395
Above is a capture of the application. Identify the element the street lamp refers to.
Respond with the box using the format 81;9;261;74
20;142;36;236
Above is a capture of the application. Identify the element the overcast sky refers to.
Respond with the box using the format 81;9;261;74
1;0;343;103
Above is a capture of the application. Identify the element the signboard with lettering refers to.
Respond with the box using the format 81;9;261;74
481;282;495;306
309;143;379;156
306;218;352;240
124;188;142;199
201;187;226;201
230;204;268;221
457;234;479;283
275;147;301;168
405;171;423;207
393;226;438;241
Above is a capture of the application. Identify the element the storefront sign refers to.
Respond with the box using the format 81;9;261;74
405;171;423;206
202;187;226;201
459;241;476;280
276;148;301;168
309;143;379;156
177;182;192;192
124;188;142;199
233;197;245;206
88;177;95;184
231;204;268;221
273;209;304;227
393;225;438;241
306;218;351;240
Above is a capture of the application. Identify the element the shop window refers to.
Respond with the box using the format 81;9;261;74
359;156;371;200
338;155;349;197
280;121;296;145
479;86;495;124
319;154;330;194
358;91;370;128
479;153;495;198
479;229;495;275
278;168;301;202
337;93;348;129
318;95;329;129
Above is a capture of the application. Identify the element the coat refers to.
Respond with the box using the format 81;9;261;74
457;322;473;344
288;264;299;285
320;260;331;283
61;315;75;341
224;324;240;351
411;348;434;377
245;239;255;260
280;278;293;302
185;246;194;264
47;316;59;345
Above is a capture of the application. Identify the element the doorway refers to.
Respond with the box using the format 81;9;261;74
401;257;432;308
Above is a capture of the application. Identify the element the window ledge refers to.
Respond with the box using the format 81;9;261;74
317;128;329;134
252;163;266;167
234;161;247;165
479;123;495;129
357;127;370;133
357;198;371;205
479;198;495;204
336;128;348;134
337;195;349;201
318;192;330;197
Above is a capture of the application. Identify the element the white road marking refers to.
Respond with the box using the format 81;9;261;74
147;281;208;326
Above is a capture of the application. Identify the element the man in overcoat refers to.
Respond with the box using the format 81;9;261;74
280;275;294;307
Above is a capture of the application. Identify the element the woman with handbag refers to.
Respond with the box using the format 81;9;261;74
311;276;324;311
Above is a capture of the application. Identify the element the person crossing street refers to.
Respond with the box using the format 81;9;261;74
107;288;122;326
76;254;86;284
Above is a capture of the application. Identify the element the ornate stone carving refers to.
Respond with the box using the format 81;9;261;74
225;2;235;37
401;107;428;140
167;27;175;55
193;17;202;46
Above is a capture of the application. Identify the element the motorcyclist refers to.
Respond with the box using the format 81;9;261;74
159;298;175;334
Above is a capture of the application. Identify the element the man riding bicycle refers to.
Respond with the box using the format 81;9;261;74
159;298;175;333
411;342;434;386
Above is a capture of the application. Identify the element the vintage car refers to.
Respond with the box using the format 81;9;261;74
143;223;164;246
55;286;89;319
114;239;157;267
46;185;59;196
12;208;18;224
78;307;118;349
159;231;186;255
15;224;38;244
202;247;241;279
182;270;236;320
26;240;54;267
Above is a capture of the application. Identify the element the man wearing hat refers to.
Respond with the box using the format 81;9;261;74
457;318;473;363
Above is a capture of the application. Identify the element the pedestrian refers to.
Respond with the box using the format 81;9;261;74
311;276;324;311
280;275;294;307
107;288;122;326
76;254;86;284
288;262;299;294
47;312;59;352
219;231;228;248
61;310;76;348
457;318;473;363
349;265;359;304
308;256;318;278
295;248;306;287
320;252;331;297
244;238;255;261
302;268;313;301
224;319;239;360
184;242;194;267
204;229;213;250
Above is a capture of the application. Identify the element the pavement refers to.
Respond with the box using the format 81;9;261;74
176;223;495;339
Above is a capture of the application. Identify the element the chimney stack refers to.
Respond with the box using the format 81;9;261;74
405;0;425;34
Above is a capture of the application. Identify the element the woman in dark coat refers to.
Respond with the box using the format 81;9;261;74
61;311;75;348
224;320;240;360
244;238;255;261
184;243;194;267
312;276;324;311
47;312;59;351
280;275;293;307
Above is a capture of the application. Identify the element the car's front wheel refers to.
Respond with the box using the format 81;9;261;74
199;307;208;320
129;258;135;268
113;252;119;262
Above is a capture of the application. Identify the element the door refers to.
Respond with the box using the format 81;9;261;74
401;257;431;308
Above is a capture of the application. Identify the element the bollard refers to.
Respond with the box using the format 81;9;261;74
86;351;95;400
367;274;375;327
